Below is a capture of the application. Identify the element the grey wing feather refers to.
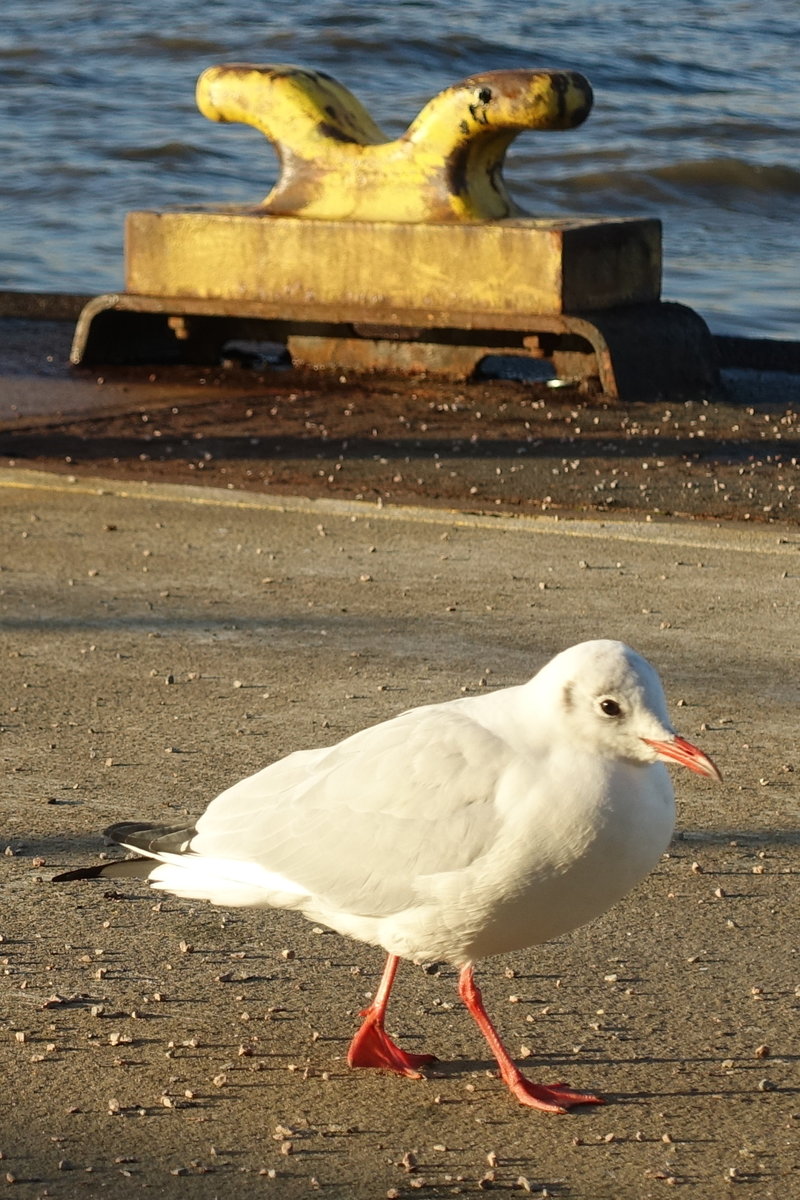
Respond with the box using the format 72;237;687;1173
105;822;197;855
190;705;507;917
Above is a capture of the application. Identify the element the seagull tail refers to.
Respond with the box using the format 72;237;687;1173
53;821;302;908
52;821;196;883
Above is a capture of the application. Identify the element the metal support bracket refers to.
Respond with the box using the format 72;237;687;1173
71;293;718;400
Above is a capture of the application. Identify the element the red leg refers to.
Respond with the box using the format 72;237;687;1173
458;965;604;1113
347;953;437;1078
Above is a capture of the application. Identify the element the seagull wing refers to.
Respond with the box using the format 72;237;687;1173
189;702;507;917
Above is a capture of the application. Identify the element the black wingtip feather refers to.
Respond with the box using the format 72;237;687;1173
53;821;198;883
53;857;151;882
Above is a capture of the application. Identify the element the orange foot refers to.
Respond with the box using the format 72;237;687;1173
509;1076;605;1113
347;1011;437;1078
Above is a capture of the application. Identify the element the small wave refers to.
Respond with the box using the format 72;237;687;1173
0;45;43;60
553;157;800;206
652;158;800;195
110;142;207;164
130;34;222;57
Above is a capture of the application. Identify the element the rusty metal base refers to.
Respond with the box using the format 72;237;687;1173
70;293;718;401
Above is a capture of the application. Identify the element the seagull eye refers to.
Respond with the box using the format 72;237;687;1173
599;698;623;717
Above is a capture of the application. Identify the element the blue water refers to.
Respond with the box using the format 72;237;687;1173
1;0;798;338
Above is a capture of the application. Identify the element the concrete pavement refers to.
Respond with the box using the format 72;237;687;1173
0;467;798;1197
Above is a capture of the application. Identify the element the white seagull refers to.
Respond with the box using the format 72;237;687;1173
56;639;721;1112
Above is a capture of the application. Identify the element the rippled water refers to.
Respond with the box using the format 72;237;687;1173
2;0;798;337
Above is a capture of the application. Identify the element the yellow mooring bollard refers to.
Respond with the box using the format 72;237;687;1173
72;64;718;399
194;64;593;222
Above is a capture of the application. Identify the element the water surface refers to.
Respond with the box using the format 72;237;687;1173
1;0;798;337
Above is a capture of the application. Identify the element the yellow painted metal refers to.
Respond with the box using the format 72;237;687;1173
126;211;660;314
70;62;721;396
195;64;593;222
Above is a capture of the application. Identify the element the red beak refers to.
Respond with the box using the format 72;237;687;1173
642;735;722;782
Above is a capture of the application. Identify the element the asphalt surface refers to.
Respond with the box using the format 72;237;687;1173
0;463;798;1199
1;315;800;526
0;311;799;1197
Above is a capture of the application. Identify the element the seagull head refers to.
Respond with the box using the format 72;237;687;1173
537;639;722;781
